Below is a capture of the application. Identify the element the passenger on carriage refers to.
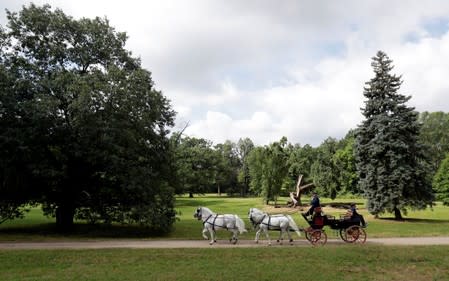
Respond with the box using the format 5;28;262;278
348;203;367;227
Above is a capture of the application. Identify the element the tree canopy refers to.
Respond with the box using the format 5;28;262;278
0;4;176;231
419;111;449;173
433;153;449;206
354;51;434;219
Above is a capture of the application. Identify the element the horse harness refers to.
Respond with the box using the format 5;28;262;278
203;214;236;232
252;214;283;231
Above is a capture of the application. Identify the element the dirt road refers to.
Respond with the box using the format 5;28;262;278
1;237;449;249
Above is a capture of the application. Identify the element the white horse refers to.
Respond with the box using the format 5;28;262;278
248;208;301;245
194;206;247;245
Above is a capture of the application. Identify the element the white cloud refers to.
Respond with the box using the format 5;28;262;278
2;0;449;146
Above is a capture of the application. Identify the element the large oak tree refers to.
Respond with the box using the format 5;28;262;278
0;4;176;231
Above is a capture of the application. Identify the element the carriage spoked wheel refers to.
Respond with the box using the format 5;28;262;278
308;229;327;246
340;225;367;244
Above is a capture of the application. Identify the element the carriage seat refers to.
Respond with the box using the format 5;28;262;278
311;213;325;229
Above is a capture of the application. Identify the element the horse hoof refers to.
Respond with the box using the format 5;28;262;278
277;240;280;243
289;239;293;243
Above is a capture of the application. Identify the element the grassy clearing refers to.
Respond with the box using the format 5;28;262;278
1;195;449;241
178;195;449;239
0;245;448;281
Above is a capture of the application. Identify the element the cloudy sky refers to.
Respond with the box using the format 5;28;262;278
2;1;449;146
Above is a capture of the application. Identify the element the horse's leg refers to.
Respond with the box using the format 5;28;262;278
276;227;281;243
263;227;272;246
202;227;208;240
286;227;293;244
230;229;238;244
208;228;215;245
278;229;285;245
255;228;261;243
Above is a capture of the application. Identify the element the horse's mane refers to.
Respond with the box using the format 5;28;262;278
200;206;214;215
251;208;265;215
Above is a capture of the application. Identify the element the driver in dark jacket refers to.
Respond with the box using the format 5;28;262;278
304;192;320;216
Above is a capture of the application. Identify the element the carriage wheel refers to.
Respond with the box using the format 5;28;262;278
309;230;327;246
305;231;311;242
353;226;366;244
339;228;349;242
343;225;367;244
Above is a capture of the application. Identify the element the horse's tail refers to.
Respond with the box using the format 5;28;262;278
235;215;247;234
287;215;301;237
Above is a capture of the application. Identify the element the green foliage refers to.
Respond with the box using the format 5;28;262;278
247;137;290;204
0;202;31;225
287;143;316;184
0;4;176;231
214;141;242;195
333;132;359;195
433;153;449;205
311;137;340;198
171;136;219;195
355;51;434;219
419;111;449;173
236;138;254;196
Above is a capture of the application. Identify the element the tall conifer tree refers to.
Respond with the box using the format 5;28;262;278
355;51;434;219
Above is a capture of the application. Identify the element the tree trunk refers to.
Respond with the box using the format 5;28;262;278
55;204;75;232
189;192;194;198
297;194;302;206
393;207;403;220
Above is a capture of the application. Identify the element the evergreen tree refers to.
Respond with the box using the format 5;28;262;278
354;51;434;219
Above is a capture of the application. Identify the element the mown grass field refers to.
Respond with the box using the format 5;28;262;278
0;246;448;281
1;195;449;281
1;194;449;241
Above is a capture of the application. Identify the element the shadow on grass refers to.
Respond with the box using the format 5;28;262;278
377;217;449;223
176;199;226;208
0;223;171;239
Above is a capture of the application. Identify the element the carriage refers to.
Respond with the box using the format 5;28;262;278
301;208;367;245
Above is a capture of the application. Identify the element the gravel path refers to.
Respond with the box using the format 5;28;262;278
2;237;449;249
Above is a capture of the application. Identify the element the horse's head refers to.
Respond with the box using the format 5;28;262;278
194;207;203;220
248;208;254;219
248;208;263;224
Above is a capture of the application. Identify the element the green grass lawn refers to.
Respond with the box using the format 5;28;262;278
1;195;449;281
0;245;448;281
1;194;449;241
